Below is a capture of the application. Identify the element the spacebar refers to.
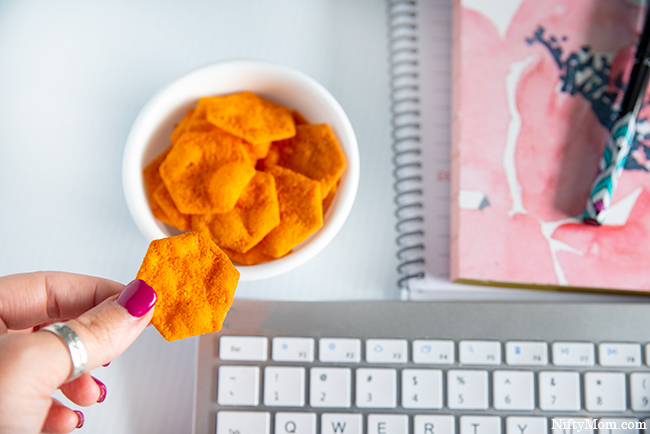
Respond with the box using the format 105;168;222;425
216;411;270;434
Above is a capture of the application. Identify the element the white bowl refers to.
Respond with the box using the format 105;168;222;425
122;60;360;281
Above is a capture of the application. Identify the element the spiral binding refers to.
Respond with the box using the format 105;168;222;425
388;0;426;291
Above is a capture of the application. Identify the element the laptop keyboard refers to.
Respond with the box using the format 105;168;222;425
192;300;650;434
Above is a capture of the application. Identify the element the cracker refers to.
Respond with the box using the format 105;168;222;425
322;179;339;216
256;142;281;171
158;131;252;214
193;170;280;253
207;162;256;215
153;183;192;231
205;91;296;145
142;147;173;223
170;108;195;144
185;118;219;134
221;244;277;266
135;232;239;341
291;110;310;126
186;117;270;162
271;124;346;199
258;166;323;258
245;141;272;161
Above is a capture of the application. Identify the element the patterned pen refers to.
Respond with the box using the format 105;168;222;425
584;6;650;225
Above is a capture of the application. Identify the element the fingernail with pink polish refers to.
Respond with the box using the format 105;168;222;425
92;377;107;403
102;362;111;367
74;410;84;429
116;279;157;318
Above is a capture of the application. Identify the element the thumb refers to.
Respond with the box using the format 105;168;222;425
59;278;157;376
35;278;157;390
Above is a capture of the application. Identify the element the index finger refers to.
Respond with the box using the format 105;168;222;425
0;271;124;332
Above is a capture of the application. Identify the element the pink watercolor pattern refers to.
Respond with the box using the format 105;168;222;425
451;0;650;292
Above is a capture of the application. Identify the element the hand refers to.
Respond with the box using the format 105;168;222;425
0;272;157;434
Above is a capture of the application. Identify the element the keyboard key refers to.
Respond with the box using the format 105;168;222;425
402;369;443;409
447;369;489;410
216;411;270;434
539;371;580;411
646;344;650;366
460;416;501;434
309;367;351;408
413;340;455;364
217;366;260;406
552;342;595;366
493;370;534;411
506;417;547;434
551;418;594;434
356;368;397;408
219;336;268;361
459;341;501;365
366;339;408;363
321;413;362;434
319;338;361;363
631;372;650;411
368;415;408;434
272;337;315;362
597;419;640;434
414;415;455;434
275;412;316;434
263;366;305;407
585;372;626;412
599;343;642;367
506;342;548;366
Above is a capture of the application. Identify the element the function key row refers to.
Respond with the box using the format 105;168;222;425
219;336;646;367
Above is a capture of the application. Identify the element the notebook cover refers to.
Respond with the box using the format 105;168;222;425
450;0;650;293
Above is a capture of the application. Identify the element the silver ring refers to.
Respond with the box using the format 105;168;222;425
41;322;88;382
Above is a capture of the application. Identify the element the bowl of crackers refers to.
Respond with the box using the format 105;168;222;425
123;60;360;281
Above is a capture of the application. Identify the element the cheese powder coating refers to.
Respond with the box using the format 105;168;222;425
136;232;239;341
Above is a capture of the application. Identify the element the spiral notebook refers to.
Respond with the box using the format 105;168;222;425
389;0;454;300
388;0;650;301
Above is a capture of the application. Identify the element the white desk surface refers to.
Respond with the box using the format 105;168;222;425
0;2;646;433
0;1;395;432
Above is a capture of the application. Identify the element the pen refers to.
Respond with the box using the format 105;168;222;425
584;6;650;225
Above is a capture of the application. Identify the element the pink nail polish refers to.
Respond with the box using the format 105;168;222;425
116;279;157;318
92;377;107;403
74;410;84;428
102;362;111;367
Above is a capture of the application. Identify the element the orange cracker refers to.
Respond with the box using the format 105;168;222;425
207;162;256;214
245;141;272;161
205;91;296;145
151;199;174;226
272;124;346;199
170;108;195;144
322;179;339;216
142;147;173;223
191;96;218;120
135;231;239;341
177;98;220;137
184;116;271;163
153;183;192;231
185;118;219;134
221;244;276;266
258;166;323;258
193;170;280;253
291;110;310;125
256;141;281;171
158;131;252;214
